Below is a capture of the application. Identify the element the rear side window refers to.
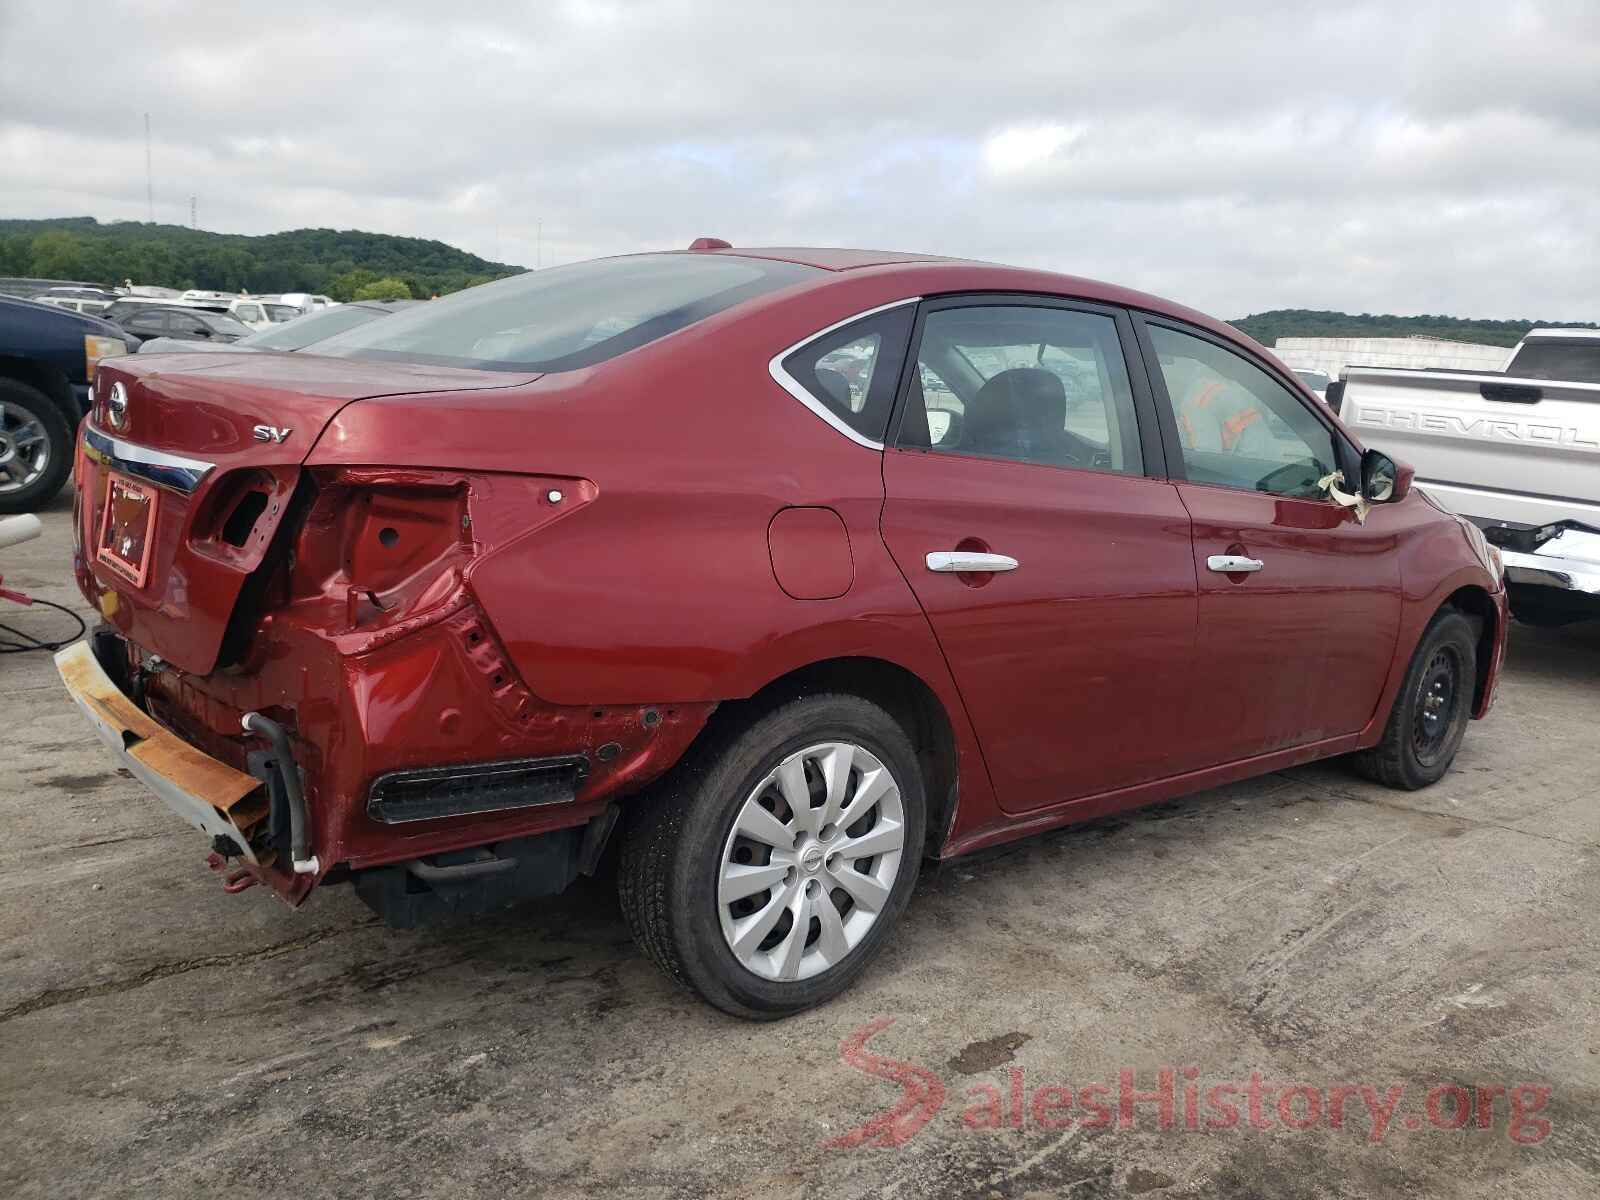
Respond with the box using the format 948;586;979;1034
125;311;168;334
897;305;1143;475
775;305;915;444
318;253;822;373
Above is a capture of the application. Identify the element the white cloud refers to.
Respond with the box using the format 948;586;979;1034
0;0;1596;320
982;124;1082;175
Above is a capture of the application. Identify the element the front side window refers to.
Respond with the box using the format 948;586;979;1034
897;305;1143;475
1150;325;1338;498
206;315;252;337
318;253;822;372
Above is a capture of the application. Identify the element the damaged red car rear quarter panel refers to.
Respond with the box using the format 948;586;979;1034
306;272;998;854
76;355;539;675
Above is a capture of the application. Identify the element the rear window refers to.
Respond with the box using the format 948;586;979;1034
1508;339;1600;385
242;304;389;350
316;253;821;372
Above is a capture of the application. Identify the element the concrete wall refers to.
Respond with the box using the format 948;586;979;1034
1273;336;1511;378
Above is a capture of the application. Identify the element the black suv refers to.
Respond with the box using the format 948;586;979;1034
0;294;137;512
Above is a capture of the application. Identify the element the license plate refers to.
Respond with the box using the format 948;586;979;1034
96;472;158;588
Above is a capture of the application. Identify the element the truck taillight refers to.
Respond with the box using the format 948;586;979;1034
84;335;127;382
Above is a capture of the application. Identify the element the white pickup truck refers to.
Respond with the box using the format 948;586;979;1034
1338;328;1600;625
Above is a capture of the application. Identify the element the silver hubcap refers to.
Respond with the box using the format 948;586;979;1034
0;400;51;494
717;741;906;982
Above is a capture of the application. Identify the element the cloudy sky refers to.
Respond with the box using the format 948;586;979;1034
2;0;1596;320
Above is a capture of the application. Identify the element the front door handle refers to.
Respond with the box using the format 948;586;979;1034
1207;554;1264;574
926;551;1019;573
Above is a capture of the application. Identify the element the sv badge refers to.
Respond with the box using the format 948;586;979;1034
252;424;292;444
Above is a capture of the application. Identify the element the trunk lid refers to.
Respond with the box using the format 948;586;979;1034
78;354;537;674
96;352;535;462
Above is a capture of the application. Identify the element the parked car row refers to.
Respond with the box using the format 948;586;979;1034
133;298;414;355
54;243;1508;1019
0;292;408;512
16;286;338;333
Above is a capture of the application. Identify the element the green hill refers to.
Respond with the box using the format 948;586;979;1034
1231;308;1598;349
0;216;523;301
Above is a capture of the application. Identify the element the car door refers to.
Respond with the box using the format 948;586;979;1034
880;297;1200;814
1135;317;1402;761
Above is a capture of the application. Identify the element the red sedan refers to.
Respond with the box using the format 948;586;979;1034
58;245;1507;1017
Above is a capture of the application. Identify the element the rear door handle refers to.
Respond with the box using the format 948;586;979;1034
1206;554;1264;574
926;551;1019;573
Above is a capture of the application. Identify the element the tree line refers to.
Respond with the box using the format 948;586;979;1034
0;217;523;302
1230;308;1597;349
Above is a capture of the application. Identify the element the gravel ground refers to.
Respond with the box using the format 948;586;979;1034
2;488;1596;1199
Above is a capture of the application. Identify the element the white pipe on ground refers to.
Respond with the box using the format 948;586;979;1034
0;514;44;551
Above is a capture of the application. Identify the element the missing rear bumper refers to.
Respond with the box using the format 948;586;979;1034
54;640;267;862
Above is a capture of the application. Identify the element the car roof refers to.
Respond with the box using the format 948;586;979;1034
1522;327;1600;341
114;299;227;313
0;292;130;337
690;247;1265;359
691;246;957;272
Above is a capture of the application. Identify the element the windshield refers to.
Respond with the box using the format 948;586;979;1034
264;303;301;322
240;304;392;350
315;253;821;372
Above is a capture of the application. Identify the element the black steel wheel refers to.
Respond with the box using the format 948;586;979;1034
1351;609;1478;790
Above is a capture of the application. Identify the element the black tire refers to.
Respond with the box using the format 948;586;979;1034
0;378;73;515
1350;610;1477;790
619;693;926;1019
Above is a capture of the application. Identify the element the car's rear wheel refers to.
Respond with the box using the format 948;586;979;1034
1350;609;1477;790
619;693;925;1019
0;380;72;515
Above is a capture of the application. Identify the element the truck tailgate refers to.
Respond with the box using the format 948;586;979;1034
1343;369;1600;525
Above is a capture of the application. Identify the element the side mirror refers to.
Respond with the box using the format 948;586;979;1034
1360;449;1413;503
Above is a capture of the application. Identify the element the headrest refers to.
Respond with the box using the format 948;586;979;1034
966;368;1066;441
813;366;854;413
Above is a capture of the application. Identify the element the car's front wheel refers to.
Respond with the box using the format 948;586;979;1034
619;693;925;1019
1350;609;1478;790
